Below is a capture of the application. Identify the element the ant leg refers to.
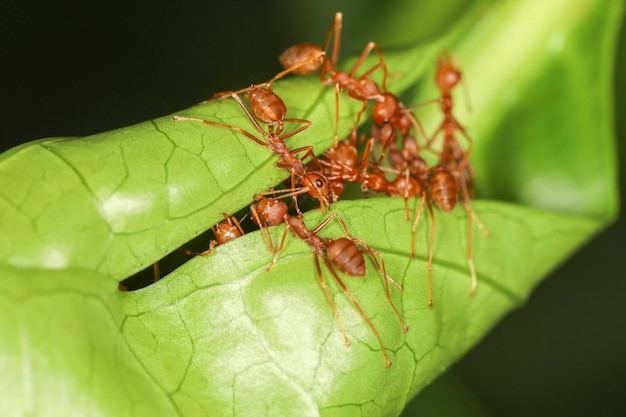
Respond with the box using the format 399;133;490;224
267;224;290;272
315;256;351;347
457;179;489;297
350;100;371;141
279;118;312;140
410;193;427;259
310;212;348;236
153;262;160;283
288;145;317;165
322;256;391;368
320;12;343;82
349;41;389;92
425;200;436;309
357;245;408;333
177;240;218;257
204;85;255;102
171;115;268;147
333;82;341;145
250;204;276;254
267;50;327;84
402;170;411;221
410;196;435;309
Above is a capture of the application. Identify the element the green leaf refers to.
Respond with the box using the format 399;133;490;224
0;0;620;416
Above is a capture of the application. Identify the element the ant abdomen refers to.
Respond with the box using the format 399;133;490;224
327;237;366;276
279;43;325;75
248;86;287;129
430;169;458;212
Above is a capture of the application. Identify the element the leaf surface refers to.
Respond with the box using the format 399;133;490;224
0;0;621;416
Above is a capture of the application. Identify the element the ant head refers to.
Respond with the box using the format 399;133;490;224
213;214;244;245
302;171;331;212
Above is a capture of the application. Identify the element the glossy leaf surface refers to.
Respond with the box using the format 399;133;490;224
0;0;620;416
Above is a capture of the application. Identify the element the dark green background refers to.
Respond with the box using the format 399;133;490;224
1;1;624;415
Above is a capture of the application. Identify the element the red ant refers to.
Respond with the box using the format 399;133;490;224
414;51;489;298
279;12;389;143
409;51;474;189
206;47;327;103
267;212;407;368
120;213;246;291
173;88;332;215
177;213;245;257
319;13;390;142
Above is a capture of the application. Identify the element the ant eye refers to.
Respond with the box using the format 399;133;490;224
315;178;324;187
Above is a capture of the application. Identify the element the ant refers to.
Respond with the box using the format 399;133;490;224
427;52;490;298
319;13;390;143
387;51;489;300
408;51;475;193
119;213;246;291
177;213;245;257
205;48;327;103
267;212;407;368
173;87;332;215
279;12;389;143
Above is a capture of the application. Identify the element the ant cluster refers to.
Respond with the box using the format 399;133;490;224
128;12;490;368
